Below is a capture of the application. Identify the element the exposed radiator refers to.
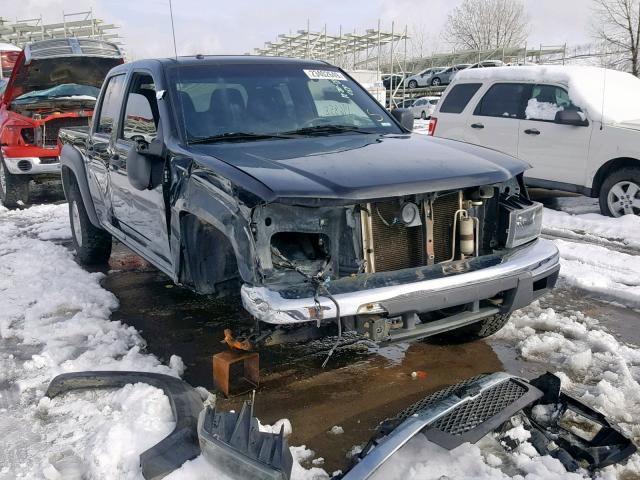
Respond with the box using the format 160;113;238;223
368;201;426;272
363;192;462;273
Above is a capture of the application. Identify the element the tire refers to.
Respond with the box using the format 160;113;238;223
420;111;427;120
598;167;640;217
67;180;112;265
0;157;29;208
431;77;441;86
408;80;418;89
438;313;512;343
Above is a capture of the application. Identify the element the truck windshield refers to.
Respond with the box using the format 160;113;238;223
167;63;402;142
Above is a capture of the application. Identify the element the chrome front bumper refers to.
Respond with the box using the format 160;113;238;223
3;156;61;175
241;238;560;325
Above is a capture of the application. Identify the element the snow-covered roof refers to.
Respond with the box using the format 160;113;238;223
0;42;21;52
455;65;640;124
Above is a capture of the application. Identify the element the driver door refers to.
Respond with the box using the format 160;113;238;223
518;84;593;185
110;71;172;267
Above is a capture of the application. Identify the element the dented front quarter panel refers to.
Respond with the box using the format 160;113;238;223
168;150;269;285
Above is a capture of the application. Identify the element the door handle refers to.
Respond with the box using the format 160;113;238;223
524;128;540;135
470;123;484;129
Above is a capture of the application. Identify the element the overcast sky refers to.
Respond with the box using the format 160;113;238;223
2;0;595;59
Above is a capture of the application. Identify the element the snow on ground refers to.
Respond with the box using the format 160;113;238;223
554;239;640;308
543;207;640;250
0;203;323;480
0;204;181;479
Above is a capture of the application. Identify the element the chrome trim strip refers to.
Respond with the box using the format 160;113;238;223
3;156;60;175
241;239;559;324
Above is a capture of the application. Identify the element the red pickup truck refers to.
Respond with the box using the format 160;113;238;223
0;38;123;207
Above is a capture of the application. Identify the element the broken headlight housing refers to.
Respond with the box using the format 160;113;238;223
500;196;543;249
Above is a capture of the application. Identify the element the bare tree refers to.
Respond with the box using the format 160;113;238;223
593;0;640;76
444;0;529;52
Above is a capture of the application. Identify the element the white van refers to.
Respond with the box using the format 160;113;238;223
429;66;640;217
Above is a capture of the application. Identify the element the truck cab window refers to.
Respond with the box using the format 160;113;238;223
96;75;126;135
121;74;158;143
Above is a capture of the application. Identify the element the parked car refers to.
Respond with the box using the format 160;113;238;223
404;67;446;89
429;64;472;86
60;56;559;345
410;96;439;119
429;65;640;217
0;38;123;207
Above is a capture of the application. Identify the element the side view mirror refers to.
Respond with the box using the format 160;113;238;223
127;138;164;190
555;109;589;127
391;108;414;131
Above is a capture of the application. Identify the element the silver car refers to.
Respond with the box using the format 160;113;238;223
404;67;446;89
429;64;472;86
410;96;439;119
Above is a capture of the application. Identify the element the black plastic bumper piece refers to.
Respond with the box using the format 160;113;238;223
45;371;204;480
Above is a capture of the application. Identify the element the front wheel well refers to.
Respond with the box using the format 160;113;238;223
179;213;240;296
592;157;640;197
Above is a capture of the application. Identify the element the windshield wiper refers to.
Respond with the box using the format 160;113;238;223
188;132;291;144
282;125;373;136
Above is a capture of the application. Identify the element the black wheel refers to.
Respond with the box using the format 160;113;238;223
408;80;418;89
420;111;427;120
0;157;29;208
437;313;512;343
431;77;441;86
68;180;112;265
599;167;640;217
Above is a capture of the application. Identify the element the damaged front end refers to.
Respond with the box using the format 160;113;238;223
242;175;557;343
0;39;123;176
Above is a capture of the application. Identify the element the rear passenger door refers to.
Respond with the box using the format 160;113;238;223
518;84;593;185
86;74;126;224
464;83;529;157
110;71;172;267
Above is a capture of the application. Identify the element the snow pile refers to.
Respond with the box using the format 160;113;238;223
456;65;640;124
543;208;640;250
0;204;183;478
554;239;640;308
36;383;175;479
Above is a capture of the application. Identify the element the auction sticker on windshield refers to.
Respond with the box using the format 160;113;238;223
304;69;347;81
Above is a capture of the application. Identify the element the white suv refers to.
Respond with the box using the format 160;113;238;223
429;66;640;217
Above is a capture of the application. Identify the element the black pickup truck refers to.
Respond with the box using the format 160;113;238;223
59;56;560;344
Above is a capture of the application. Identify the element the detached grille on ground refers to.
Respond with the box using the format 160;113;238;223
43;117;89;147
431;379;527;435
